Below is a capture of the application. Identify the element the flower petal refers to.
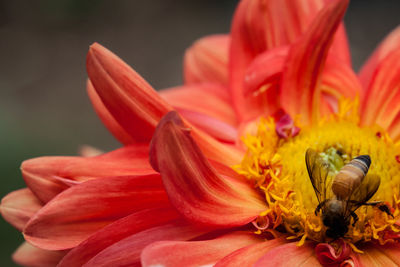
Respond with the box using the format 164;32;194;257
23;174;168;250
359;26;400;94
149;111;266;227
0;188;42;231
357;243;400;266
58;206;180;267
21;145;153;203
87;79;136;145
86;42;173;142
254;242;319;267
141;231;261;267
184;34;230;86
280;0;349;124
361;48;400;131
84;221;209;267
214;238;287;267
13;242;68;267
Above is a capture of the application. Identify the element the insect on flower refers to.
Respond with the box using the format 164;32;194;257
306;148;393;239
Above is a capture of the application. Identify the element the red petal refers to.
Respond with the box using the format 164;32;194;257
184;34;230;86
87;79;136;145
58;206;180;267
280;0;349;124
84;221;209;267
141;231;261;267
150;111;266;227
214;238;287;267
361;48;400;131
13;242;68;267
229;0;350;121
23;174;168;250
86;42;173;142
21;145;153;203
315;239;351;266
359;26;400;95
254;242;319;266
0;188;42;231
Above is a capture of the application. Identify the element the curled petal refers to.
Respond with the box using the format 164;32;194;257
315;239;351;266
21;145;153;203
141;232;261;267
87;80;136;144
84;221;208;267
150;111;266;227
254;242;319;266
215;238;287;267
184;34;230;86
58;207;180;267
0;188;42;231
359;26;400;94
275;113;300;139
280;0;349;124
23;174;168;250
87;42;173;142
13;242;68;267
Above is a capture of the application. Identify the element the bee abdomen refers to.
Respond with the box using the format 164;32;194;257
332;155;371;199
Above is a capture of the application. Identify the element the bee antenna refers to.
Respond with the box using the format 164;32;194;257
355;155;371;168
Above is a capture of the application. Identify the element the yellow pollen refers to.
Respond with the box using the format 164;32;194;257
235;99;400;246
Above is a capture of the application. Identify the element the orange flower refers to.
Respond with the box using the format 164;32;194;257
2;0;400;266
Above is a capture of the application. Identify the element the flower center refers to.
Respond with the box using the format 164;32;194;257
235;100;400;246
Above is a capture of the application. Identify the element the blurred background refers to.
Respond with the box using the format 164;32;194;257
0;0;399;266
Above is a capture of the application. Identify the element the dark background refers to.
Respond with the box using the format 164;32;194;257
0;0;399;266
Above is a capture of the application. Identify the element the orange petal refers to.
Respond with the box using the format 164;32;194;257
21;145;153;203
141;232;262;267
83;221;209;267
23;174;168;250
87;79;136;145
359;26;400;95
357;243;400;266
0;188;42;231
149;111;266;227
361;48;400;131
13;242;68;267
86;42;173;142
214;238;287;267
184;34;230;86
58;207;180;267
280;0;349;124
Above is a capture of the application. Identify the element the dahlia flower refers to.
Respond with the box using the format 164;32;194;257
2;0;400;266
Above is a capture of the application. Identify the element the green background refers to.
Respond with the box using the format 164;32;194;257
1;0;399;266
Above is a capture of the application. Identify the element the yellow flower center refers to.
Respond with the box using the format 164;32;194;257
235;99;400;246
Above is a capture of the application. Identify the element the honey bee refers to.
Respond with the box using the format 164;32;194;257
305;148;393;239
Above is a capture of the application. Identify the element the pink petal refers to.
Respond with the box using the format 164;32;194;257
21;145;153;203
0;188;42;231
84;221;209;267
184;34;230;86
149;111;266;227
86;42;173;142
359;26;400;95
58;206;180;267
141;231;262;267
214;238;287;267
254;242;320;267
229;0;350;121
12;242;68;267
361;48;400;131
280;0;349;124
315;239;351;266
357;243;400;266
87;79;136;145
23;174;169;250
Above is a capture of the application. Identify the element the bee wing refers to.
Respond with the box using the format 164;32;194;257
305;148;331;205
346;173;381;213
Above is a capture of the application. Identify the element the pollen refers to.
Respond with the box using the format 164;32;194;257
235;99;400;246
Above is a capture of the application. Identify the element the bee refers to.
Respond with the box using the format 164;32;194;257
305;148;393;239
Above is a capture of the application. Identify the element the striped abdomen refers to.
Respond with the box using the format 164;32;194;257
332;155;371;199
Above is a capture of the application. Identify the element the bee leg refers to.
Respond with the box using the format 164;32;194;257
363;201;394;218
350;211;358;226
315;200;328;216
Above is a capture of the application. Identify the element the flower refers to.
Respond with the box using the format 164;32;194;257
2;0;400;266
